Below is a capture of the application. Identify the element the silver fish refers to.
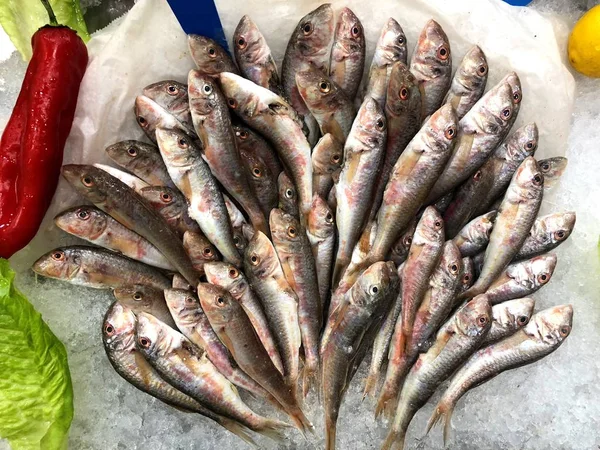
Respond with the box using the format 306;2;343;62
232;125;283;178
451;211;497;257
105;140;175;187
481;297;535;346
134;95;196;143
139;186;201;238
443;46;488;119
277;172;299;219
113;285;176;328
93;163;149;194
514;212;576;260
143;80;191;126
188;35;238;76
538;156;568;189
182;230;220;276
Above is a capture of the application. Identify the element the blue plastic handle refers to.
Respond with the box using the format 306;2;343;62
166;0;229;51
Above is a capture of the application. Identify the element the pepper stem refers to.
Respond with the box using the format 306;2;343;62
40;0;59;26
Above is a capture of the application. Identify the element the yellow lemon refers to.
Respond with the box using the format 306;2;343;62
568;5;600;77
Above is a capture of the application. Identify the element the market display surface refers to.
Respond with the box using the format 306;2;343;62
2;0;600;449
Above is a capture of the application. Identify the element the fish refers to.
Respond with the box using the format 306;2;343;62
427;304;572;445
306;194;336;314
322;261;399;450
102;302;257;446
188;70;268;234
61;164;199;285
182;231;220;275
218;72;313;219
451;211;497;257
54;205;175;271
113;285;177;328
367;104;457;263
172;274;191;290
155;128;241;266
233;15;282;95
197;283;313;434
484;253;557;305
243;231;302;384
538;156;568;189
277;172;299;219
333;97;387;285
33;246;171;290
425;77;519;204
232;125;283;178
93;163;149;194
362;18;407;107
142;80;191;126
135;313;289;440
295;65;355;143
389;219;417;266
329;7;365;100
443;45;488;119
432;191;454;215
311;133;343;199
410;20;452;118
281;3;335;146
460;256;475;294
481;297;535;346
472;123;538;218
188;35;238;76
461;157;544;299
105;140;175;187
380;295;492;450
376;239;460;418
238;145;278;218
369;62;422;222
514;212;576;260
139;186;201;238
204;261;284;375
134;95;196;143
270;209;322;396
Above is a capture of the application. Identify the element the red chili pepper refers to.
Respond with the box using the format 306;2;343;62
0;5;88;258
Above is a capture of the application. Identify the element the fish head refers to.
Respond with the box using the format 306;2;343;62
477;82;514;134
541;211;577;245
244;231;279;279
102;301;136;352
135;312;169;358
500;71;522;107
307;194;335;238
204;261;244;292
312;133;343;175
234;228;249;253
353;261;399;311
242;150;272;183
32;247;82;281
435;241;463;286
188;35;232;75
197;282;240;326
164;288;203;328
354;97;386;148
374;18;406;66
413;19;451;68
425;103;458;150
143;80;188;111
269;208;303;252
505;123;538;162
114;285;161;311
528;304;573;345
514;157;544;192
495;297;536;331
232;125;257;150
188;70;220;116
140;186;181;212
467;211;497;244
134;95;169;137
277;172;298;214
538;157;568;183
218;71;275;119
61;165;110;205
390;221;415;262
460;257;475;292
233;15;269;67
54;206;108;241
155;128;199;168
414;206;445;245
295;67;343;114
183;231;220;264
458;45;487;84
521;253;557;288
334;7;364;50
291;4;334;59
105;140;156;167
385;62;420;117
456;294;492;337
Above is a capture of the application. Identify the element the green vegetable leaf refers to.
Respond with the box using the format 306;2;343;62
0;259;74;450
0;0;89;60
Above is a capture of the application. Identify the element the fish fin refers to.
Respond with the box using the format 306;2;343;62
325;417;337;450
426;402;454;446
380;429;406;450
220;418;259;447
302;361;319;398
256;418;293;442
363;370;380;400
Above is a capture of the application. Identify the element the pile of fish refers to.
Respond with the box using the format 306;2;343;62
32;4;575;449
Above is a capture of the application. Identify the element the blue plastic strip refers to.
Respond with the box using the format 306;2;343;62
501;0;532;5
166;0;229;51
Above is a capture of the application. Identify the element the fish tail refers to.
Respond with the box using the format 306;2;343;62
331;260;347;290
325;414;338;450
459;282;484;301
255;418;293;442
380;428;406;450
248;207;270;238
219;418;258;447
302;359;319;398
363;368;380;400
375;384;400;420
284;403;314;437
426;401;454;446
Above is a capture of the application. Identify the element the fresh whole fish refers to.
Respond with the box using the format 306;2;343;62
188;35;238;76
232;125;283;178
203;261;284;375
244;231;302;383
410;20;452;118
105;140;175;187
139;186;201;238
93;163;149;194
380;295;492;450
329;7;365;100
295;65;355;143
427;304;572;444
369;61;422;221
33;246;171;290
451;211;497;257
481;297;535;346
462;157;544;299
277;172;299;219
333;97;387;285
197;283;313;433
538;156;568;189
155;128;241;266
362;18;407;107
55;205;175;271
113;285;176;328
134;95;196;143
238;145;278;218
172;273;191;291
460;257;475;294
389;219;417;266
322;261;399;450
443;46;488;119
135;313;289;440
183;230;220;275
143;80;191;126
281;3;335;146
188;70;268;234
102;302;257;446
233;15;282;95
367;104;457;263
514;212;576;260
61;164;199;285
218;72;313;219
270;208;322;395
311;133;343;199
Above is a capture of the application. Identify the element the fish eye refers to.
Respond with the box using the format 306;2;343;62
285;188;294;199
203;84;213;94
208;47;217;57
501;107;512;120
449;263;459;274
532;174;543;186
445;125;456;140
477;64;488;76
82;176;94;187
160;192;172;203
403;235;412;246
133;292;143;301
559;325;570;337
287;226;297;238
331;153;341;164
203;247;214;257
250;254;260;265
137;116;147;127
434;220;443;229
127;146;138;157
237;36;247;49
185;296;195;304
477;315;488;325
513;91;522;104
216;296;225;305
77;209;90;220
302;22;313;35
376;118;385;131
325;212;334;223
233;235;240;245
228;98;237;108
167;85;179;95
399;86;409;100
351;25;361;37
540;162;550;171
319;81;331;93
177;137;189;148
369;285;379;295
518;315;529;325
473;170;482;181
463;273;471;283
104;324;115;335
537;273;550;284
397;35;405;45
554;230;566;240
252;167;262;177
138;337;151;348
525;141;536;151
51;251;65;261
437;45;450;60
237;130;249;140
228;267;239;278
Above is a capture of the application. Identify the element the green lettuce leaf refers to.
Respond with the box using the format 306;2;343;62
0;259;74;450
0;0;89;60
